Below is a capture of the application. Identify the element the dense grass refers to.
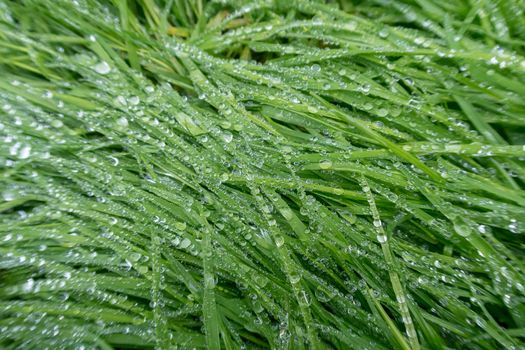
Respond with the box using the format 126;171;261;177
1;0;525;349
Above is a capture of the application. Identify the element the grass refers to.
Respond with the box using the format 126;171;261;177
0;0;525;349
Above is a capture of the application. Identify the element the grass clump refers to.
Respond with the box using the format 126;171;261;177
1;0;525;349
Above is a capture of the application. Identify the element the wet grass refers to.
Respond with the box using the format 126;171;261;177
1;0;525;349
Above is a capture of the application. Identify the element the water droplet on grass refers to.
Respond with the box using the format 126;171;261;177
338;210;356;224
18;145;31;159
22;278;35;292
128;96;140;105
222;131;233;143
116;117;129;128
204;275;216;289
508;219;519;233
376;235;387;243
377;108;388;117
51;119;64;128
307;106;318;113
116;96;127;106
334;188;344;195
175;222;187;231
108;156;119;166
129;252;141;262
319;159;333;169
180;238;191;249
289;272;301;284
93;61;111;75
275;235;284;247
345;21;357;31
254;275;268;287
315;286;335;302
453;217;472;237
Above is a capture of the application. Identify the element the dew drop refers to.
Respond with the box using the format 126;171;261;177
254;275;268;287
315;286;335;302
22;278;35;293
508;219;518;233
311;64;321;72
180;238;191;249
307;106;318;113
204;275;216;289
334;188;344;195
175;222;187;231
220;121;231;129
338;210;356;224
129;252;142;262
108;156;119;166
222;131;233;143
275;235;285;247
128;96;140;106
319;159;333;169
116;117;129;128
116;96;127;106
377;108;388;117
51;119;64;128
93;61;111;75
289;272;301;284
453;217;472;237
18;145;31;159
345;21;357;31
376;235;387;243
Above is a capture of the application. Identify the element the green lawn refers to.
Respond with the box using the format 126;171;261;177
1;0;525;349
